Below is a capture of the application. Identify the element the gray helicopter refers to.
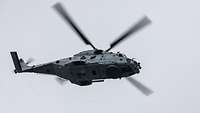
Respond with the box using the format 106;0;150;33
10;3;153;95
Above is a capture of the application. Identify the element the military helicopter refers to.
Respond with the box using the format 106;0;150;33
10;3;153;95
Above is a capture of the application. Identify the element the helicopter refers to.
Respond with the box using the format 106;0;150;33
10;2;153;96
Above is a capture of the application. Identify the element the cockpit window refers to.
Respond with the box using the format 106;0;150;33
118;53;123;57
127;58;132;63
117;52;126;57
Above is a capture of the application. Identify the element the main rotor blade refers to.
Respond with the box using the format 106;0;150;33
106;16;151;52
53;3;96;49
126;77;153;96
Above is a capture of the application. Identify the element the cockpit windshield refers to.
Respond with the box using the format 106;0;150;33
117;52;127;58
126;58;134;63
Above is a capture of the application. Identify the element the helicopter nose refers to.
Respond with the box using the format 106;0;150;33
135;62;141;69
131;61;141;74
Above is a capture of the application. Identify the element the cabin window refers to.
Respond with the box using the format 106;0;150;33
56;60;60;63
80;56;86;59
69;57;72;60
90;56;96;59
72;61;85;65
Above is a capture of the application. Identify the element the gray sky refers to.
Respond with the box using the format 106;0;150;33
0;0;200;113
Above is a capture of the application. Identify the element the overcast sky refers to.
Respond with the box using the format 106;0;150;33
0;0;200;113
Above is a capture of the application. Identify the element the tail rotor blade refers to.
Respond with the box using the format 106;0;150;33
126;77;153;96
53;3;96;49
106;16;151;52
26;58;34;65
56;77;68;85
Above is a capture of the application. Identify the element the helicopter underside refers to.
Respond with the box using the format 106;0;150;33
57;61;140;86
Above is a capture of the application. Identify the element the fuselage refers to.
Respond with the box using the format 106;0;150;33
52;50;141;86
16;50;141;86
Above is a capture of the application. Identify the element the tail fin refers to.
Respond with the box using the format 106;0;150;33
10;51;22;73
